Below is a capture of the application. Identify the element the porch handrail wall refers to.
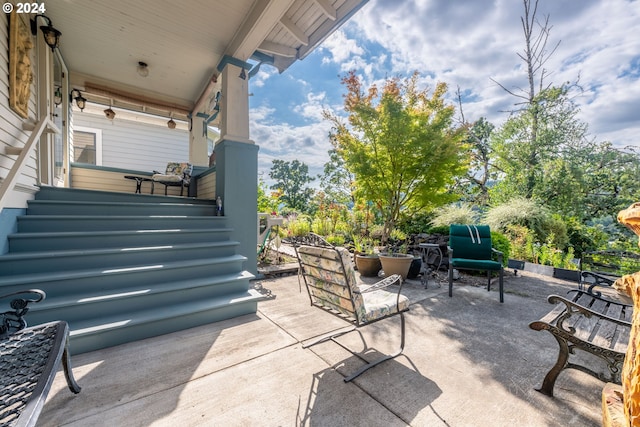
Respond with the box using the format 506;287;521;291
0;117;55;213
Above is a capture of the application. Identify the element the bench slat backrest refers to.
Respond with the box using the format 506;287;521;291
296;245;365;325
563;291;632;352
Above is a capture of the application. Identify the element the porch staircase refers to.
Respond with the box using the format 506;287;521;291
0;187;262;354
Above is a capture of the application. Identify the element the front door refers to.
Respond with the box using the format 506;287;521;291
51;51;68;186
37;38;69;187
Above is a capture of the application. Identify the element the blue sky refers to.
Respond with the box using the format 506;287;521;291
248;0;640;187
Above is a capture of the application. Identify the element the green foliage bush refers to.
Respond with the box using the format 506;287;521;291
503;224;535;261
430;204;479;228
312;217;333;236
285;214;311;237
397;212;432;235
326;234;346;246
427;225;450;236
490;231;511;266
484;197;567;247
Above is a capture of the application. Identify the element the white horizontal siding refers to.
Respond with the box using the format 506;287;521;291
73;112;189;173
0;11;40;209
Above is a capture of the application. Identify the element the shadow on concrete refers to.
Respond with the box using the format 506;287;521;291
298;354;443;426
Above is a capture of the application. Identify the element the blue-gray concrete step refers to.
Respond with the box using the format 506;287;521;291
35;186;215;205
0;186;254;354
0;241;240;275
66;289;263;354
0;255;248;299
17;215;225;232
25;271;255;326
27;200;216;216
8;228;233;252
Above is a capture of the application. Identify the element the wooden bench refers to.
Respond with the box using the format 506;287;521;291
580;250;640;295
0;290;81;426
529;289;632;397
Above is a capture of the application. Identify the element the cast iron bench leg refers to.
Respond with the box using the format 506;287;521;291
537;332;570;397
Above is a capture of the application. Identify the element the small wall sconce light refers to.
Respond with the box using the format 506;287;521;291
239;67;247;80
104;107;116;120
137;61;149;77
53;86;62;106
30;15;62;51
70;89;86;111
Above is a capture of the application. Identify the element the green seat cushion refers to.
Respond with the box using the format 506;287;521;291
451;258;502;271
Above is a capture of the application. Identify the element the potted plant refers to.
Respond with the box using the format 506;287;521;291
379;243;414;280
353;236;381;277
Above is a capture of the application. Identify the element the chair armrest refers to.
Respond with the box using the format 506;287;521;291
491;248;504;263
447;246;453;261
0;289;46;337
359;274;402;293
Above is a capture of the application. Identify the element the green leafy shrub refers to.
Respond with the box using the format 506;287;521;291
427;225;450;236
326;234;346;246
285;214;311;237
484;197;567;246
504;224;535;261
430;204;479;227
397;212;432;235
312;217;333;236
490;231;511;266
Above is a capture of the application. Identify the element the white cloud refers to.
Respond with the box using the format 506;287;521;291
251;110;333;187
350;0;640;147
293;91;328;121
249;0;639;196
321;29;365;65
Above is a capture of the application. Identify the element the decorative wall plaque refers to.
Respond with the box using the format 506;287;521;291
9;10;34;119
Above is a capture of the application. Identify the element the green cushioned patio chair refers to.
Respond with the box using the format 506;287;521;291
448;224;504;303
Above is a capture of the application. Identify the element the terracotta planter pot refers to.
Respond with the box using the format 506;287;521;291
379;253;414;280
355;254;382;277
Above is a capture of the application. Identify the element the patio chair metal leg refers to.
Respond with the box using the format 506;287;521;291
448;265;453;297
499;269;504;303
62;336;82;394
301;326;356;349
487;270;491;292
343;312;406;382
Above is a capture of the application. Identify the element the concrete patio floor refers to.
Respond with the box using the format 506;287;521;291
39;269;606;426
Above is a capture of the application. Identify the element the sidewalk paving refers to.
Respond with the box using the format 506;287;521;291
39;269;604;426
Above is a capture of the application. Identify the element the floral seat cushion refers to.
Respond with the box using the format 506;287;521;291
152;162;193;183
297;245;408;325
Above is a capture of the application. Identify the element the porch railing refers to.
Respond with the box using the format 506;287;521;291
0;117;57;213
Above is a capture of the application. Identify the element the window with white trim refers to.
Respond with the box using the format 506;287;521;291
73;127;102;165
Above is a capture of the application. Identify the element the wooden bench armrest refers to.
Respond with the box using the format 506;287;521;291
547;294;632;328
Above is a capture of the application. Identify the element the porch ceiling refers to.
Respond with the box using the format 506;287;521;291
42;0;367;120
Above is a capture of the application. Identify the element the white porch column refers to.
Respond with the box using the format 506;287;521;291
189;115;209;166
216;63;258;275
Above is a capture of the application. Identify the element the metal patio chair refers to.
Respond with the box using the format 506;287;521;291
294;234;410;382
